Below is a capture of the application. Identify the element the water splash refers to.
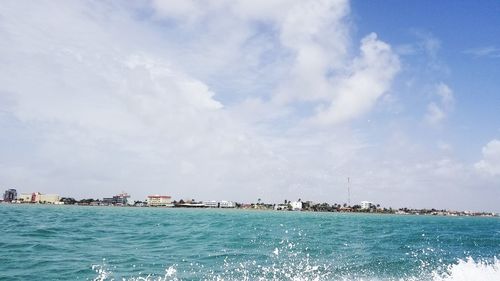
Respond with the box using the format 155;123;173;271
90;256;500;281
92;265;178;281
92;263;112;281
431;257;500;281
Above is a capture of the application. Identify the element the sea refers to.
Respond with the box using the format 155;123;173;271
0;204;499;281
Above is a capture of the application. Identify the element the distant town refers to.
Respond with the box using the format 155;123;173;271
1;188;498;217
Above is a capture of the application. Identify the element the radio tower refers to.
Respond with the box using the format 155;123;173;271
347;177;351;205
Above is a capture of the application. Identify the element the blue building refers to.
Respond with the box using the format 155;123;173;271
3;189;17;202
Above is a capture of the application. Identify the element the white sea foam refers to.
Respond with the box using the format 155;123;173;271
430;257;500;281
92;265;179;281
91;256;500;281
92;264;111;281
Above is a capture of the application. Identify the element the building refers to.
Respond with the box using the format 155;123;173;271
201;200;236;208
39;194;61;204
219;200;235;208
102;193;130;206
31;192;41;203
3;189;17;202
17;192;60;204
203;200;219;208
147;195;172;207
133;201;147;207
361;201;373;209
18;192;41;203
290;201;303;211
18;193;33;203
274;204;288;211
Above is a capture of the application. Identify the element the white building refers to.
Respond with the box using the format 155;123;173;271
18;193;34;203
203;201;219;208
203;200;236;208
361;201;373;209
219;201;235;208
17;192;60;204
39;194;61;204
147;195;173;207
274;204;288;210
290;201;303;211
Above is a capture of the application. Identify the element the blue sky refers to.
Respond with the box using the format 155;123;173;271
0;0;499;211
353;0;500;155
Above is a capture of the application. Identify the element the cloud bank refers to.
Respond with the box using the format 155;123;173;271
0;0;498;211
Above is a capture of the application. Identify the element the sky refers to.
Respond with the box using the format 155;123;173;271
0;0;499;212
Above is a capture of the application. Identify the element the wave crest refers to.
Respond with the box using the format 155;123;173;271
91;256;499;281
431;257;499;281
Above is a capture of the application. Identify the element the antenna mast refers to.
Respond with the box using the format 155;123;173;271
347;177;351;205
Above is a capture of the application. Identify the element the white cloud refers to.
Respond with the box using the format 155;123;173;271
273;0;351;103
151;0;205;23
0;0;255;199
0;1;498;212
425;102;445;125
151;0;398;126
464;46;500;58
425;82;454;126
312;33;400;125
416;31;441;58
475;139;500;176
437;140;453;152
435;82;454;109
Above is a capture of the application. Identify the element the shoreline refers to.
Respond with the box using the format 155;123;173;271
1;202;497;218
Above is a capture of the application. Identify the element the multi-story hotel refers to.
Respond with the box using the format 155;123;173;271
147;195;172;207
2;189;17;202
18;192;60;204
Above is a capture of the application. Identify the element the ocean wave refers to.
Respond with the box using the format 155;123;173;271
430;257;499;281
91;256;499;281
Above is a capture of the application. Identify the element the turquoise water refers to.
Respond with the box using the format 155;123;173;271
0;205;499;280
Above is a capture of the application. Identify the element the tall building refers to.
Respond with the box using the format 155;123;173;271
3;189;17;202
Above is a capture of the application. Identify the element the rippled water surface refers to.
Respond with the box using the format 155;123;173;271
0;204;499;280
